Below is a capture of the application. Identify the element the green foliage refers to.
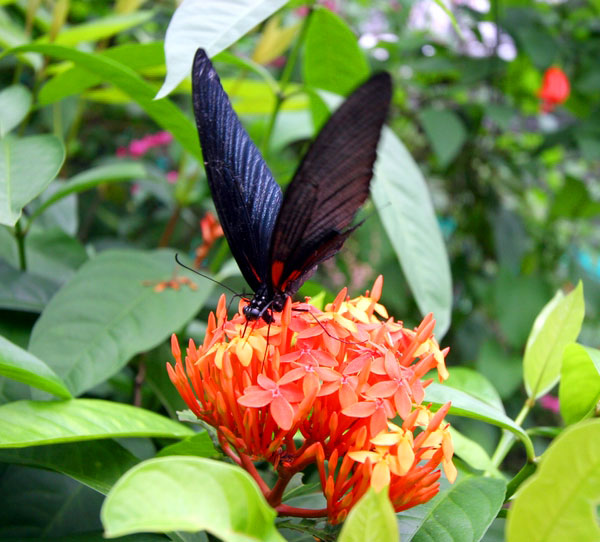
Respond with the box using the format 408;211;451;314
0;0;598;540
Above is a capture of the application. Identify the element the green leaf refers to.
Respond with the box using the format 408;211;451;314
506;419;600;542
101;457;284;541
448;428;502;477
303;8;369;96
157;432;220;459
28;249;213;396
0;260;60;312
398;477;506;542
0;398;193;448
425;382;534;460
418;109;467;169
475;340;523;400
523;282;585;399
157;0;289;99
372;128;452;337
0;439;139;494
559;343;600;425
0;466;104;538
29;162;146;223
0;85;32;136
40;42;165;106
339;488;399;542
0;335;71;399
43;11;154;47
3;44;201;159
446;367;505;413
0;134;65;227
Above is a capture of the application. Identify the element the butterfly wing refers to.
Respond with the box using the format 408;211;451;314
192;48;283;291
269;72;392;294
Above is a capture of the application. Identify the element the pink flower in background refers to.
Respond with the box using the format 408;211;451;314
539;395;560;414
117;131;173;158
539;67;570;112
296;0;338;16
166;170;178;184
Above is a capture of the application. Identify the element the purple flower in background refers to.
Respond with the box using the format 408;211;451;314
539;395;560;414
117;131;174;158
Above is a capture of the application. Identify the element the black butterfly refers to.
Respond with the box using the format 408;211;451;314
192;48;391;322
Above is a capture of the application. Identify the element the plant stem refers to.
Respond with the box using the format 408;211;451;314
14;220;27;271
275;503;328;518
158;205;181;248
489;400;534;470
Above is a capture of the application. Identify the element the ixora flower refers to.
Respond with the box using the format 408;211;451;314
539;66;570;113
167;277;455;524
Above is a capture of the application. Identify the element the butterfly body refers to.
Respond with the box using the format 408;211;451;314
192;49;391;322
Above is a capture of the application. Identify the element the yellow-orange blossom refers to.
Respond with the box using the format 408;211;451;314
168;276;455;523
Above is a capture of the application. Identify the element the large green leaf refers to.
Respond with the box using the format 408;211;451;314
398;477;506;542
425;382;534;459
0;260;60;312
29;162;146;223
0;85;31;136
0;439;139;494
372;128;452;337
101;456;284;541
339;488;398;542
559;343;600;425
0;335;71;399
28;249;212;396
157;0;288;98
0;466;104;538
418;109;467;169
523;282;584;399
4;44;201;159
39;42;165;106
303;8;369;96
449;428;502;477
0;134;65;226
0;399;193;447
506;419;600;542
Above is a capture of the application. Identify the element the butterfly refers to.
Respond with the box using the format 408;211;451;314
192;48;391;323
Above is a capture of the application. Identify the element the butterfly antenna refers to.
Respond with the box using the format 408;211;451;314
174;253;239;295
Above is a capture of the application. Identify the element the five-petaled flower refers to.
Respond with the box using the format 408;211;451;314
167;276;454;523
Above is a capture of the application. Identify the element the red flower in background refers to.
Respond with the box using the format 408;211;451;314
167;277;455;523
539;67;570;112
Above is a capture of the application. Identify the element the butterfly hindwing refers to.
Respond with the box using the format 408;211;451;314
269;73;392;294
192;49;283;291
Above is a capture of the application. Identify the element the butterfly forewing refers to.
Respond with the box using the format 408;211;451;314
269;73;392;293
192;49;283;291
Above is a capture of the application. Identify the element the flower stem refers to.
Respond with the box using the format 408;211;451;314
275;504;328;518
158;205;181;248
14;220;27;271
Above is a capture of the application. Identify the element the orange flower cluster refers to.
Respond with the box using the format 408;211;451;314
167;277;455;523
194;211;224;267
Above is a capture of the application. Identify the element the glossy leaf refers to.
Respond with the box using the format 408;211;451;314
303;8;369;96
449;428;502;477
398;477;506;542
0;335;71;399
0;134;65;226
339;488;399;542
523;282;584;399
372;127;452;337
0;398;193;448
101;456;284;541
507;419;600;542
559;343;600;425
4;44;201;159
157;432;220;459
0;84;31;136
28;249;212;396
29;162;146;223
445;367;505;413
157;0;288;98
418;109;467;168
425;382;534;460
0;439;139;494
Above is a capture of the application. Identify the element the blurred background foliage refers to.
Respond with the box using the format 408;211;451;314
0;0;599;497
